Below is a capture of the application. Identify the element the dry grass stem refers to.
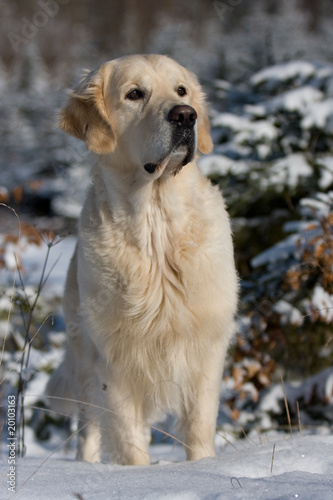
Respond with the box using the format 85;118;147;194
296;401;302;435
270;443;276;474
281;375;293;437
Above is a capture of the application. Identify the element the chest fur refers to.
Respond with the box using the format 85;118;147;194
83;202;208;339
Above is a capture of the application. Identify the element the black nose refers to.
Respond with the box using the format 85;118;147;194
168;105;197;128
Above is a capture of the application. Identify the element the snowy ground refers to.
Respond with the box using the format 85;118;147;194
2;435;333;499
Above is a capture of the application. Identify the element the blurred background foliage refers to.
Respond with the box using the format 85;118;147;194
1;0;333;85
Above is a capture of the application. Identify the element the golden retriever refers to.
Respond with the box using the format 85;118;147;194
46;54;238;465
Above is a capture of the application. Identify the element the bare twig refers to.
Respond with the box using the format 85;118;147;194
0;204;21;367
296;401;302;435
14;235;59;456
281;375;292;437
217;431;238;450
230;477;243;488
270;443;276;474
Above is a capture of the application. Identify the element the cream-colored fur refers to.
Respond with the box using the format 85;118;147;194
46;54;238;465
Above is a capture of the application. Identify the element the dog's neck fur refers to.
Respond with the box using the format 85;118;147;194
91;160;194;259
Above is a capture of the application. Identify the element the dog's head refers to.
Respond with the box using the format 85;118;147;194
59;54;213;178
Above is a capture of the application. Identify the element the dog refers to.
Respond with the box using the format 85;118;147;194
46;54;238;465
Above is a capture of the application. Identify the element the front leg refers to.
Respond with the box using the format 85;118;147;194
102;382;150;466
183;340;228;461
77;405;101;463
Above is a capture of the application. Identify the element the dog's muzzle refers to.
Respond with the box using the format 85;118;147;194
144;105;197;175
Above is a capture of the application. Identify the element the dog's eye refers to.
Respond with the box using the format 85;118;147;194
126;89;145;101
177;86;187;97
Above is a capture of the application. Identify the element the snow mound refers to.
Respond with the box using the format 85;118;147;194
3;435;333;500
251;61;317;90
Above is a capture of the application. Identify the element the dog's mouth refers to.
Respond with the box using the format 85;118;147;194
144;138;195;176
144;149;189;175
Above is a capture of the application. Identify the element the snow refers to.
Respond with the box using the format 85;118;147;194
250;61;316;89
271;86;323;113
2;435;333;499
269;153;313;191
5;235;77;298
301;98;333;133
309;285;333;324
273;300;303;326
198;155;248;177
251;233;300;268
316;157;333;190
248;86;323;117
212;113;278;144
299;192;333;218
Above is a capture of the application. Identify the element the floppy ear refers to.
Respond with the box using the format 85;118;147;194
188;70;213;155
58;67;116;154
197;101;213;155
